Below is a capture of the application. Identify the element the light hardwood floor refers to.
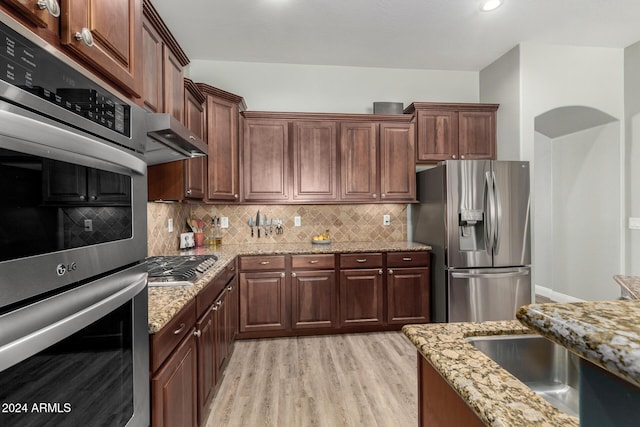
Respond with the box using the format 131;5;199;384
204;332;418;427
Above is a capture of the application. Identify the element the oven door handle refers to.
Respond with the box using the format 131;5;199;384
0;263;147;372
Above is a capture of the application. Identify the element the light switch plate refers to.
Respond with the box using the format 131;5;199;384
220;217;229;228
294;216;301;227
167;218;173;233
629;217;640;230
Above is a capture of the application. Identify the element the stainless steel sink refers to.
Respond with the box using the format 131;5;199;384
466;334;579;417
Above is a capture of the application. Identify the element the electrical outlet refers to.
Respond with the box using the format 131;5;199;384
168;218;173;232
383;215;391;226
84;219;93;232
220;217;229;228
294;216;301;227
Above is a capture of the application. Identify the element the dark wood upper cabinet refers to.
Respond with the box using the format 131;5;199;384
60;0;143;97
292;120;338;201
141;16;163;112
406;102;498;162
380;122;416;201
242;119;290;202
339;121;379;201
198;84;246;202
183;79;206;199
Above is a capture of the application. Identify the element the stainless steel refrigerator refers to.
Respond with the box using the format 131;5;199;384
412;160;531;323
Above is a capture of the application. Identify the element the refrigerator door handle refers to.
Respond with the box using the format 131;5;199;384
451;269;530;279
484;171;496;254
492;170;502;255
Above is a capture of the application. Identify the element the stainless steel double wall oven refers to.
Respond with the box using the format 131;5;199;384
0;13;149;427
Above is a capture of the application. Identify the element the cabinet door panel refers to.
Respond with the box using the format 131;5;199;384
163;46;183;122
42;161;87;202
208;97;239;201
89;169;131;203
416;110;457;161
340;122;378;201
239;271;288;332
214;290;228;377
61;0;142;97
184;88;205;199
141;17;163;112
151;333;198;427
3;0;59;32
339;269;384;326
380;122;415;201
292;121;338;201
196;312;215;425
242;120;289;201
458;111;495;159
387;268;430;324
291;270;336;329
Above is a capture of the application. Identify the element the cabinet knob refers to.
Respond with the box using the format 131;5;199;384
217;300;223;307
79;195;86;201
291;272;297;278
193;330;201;338
234;194;238;199
372;193;377;198
452;154;457;159
388;269;394;275
461;155;465;159
280;272;285;278
74;28;94;47
381;194;386;198
211;305;218;312
378;269;383;275
186;189;192;195
90;195;97;201
37;0;60;17
227;286;233;292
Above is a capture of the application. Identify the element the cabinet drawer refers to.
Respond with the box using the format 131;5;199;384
340;253;383;269
291;254;335;270
387;252;430;268
239;255;286;271
150;298;196;372
196;263;235;317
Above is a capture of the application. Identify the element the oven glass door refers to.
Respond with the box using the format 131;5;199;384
0;264;148;427
0;301;134;426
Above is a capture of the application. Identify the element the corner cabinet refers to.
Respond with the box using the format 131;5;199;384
60;0;143;97
197;84;246;203
406;102;498;162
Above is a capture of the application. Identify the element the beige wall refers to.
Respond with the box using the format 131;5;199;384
148;202;408;256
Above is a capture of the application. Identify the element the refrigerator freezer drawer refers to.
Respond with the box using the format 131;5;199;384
447;267;531;322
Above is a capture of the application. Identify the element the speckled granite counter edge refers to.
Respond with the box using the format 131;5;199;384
517;300;640;389
148;241;431;334
402;322;579;427
614;275;640;299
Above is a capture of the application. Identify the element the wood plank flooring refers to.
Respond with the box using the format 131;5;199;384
204;332;418;427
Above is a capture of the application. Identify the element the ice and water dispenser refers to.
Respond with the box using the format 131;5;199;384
458;209;485;251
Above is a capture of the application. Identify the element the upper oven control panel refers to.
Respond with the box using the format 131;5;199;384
0;20;130;137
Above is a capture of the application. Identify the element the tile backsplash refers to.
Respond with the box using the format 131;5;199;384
147;202;408;256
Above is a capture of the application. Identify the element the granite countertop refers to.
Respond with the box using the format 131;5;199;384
614;275;640;299
517;299;640;389
402;322;579;426
148;241;430;334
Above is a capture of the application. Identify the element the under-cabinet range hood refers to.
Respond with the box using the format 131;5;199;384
144;113;208;165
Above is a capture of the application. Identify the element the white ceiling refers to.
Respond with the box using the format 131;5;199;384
150;0;640;71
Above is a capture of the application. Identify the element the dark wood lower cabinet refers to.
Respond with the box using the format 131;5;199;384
339;268;384;327
418;353;483;427
291;270;337;329
239;271;288;332
151;331;198;427
387;267;430;324
196;308;215;426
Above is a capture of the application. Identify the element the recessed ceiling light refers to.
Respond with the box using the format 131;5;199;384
480;0;503;12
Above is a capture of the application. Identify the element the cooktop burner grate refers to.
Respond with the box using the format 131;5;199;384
146;255;217;286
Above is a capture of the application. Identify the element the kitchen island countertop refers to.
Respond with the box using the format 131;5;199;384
148;241;431;334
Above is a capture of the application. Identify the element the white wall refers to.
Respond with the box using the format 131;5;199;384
624;42;640;274
521;43;625;300
189;60;479;113
479;46;521;160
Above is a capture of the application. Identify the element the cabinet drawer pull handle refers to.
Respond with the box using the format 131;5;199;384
37;0;60;17
193;330;201;338
259;261;270;265
356;259;367;263
74;28;94;47
173;323;186;335
189;135;196;140
402;257;412;261
309;260;319;264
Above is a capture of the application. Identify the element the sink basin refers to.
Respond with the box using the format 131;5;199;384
466;334;579;418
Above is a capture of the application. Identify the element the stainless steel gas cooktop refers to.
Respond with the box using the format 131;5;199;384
146;255;218;286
